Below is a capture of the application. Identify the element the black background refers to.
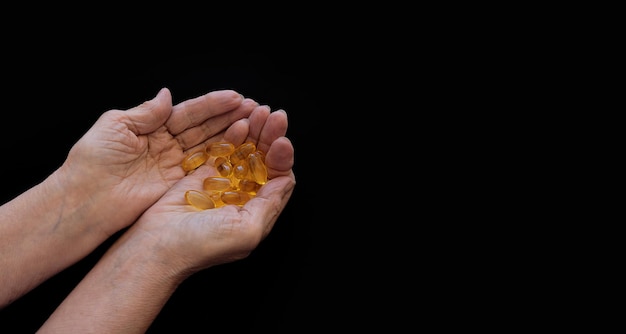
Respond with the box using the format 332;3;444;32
0;9;426;329
0;31;353;332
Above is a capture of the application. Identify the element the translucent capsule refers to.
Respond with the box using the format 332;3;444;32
232;159;251;180
181;150;209;173
203;176;233;192
238;179;262;195
205;190;225;208
254;150;266;163
207;141;235;157
214;156;233;177
221;190;252;206
229;141;256;165
182;141;268;210
185;190;216;210
248;151;268;184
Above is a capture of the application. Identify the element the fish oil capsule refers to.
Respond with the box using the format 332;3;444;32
229;141;256;165
214;156;233;177
248;151;268;184
181;141;267;209
232;159;251;180
204;190;225;208
185;190;216;210
207;141;235;157
221;190;252;206
181;150;209;173
238;179;262;195
203;176;233;192
254;150;266;163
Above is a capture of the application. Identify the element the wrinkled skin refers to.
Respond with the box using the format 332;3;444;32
57;88;260;237
113;104;296;275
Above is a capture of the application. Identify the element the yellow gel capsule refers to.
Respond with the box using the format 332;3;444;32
229;141;256;164
254;150;266;163
184;190;216;210
206;190;225;208
221;190;252;206
214;156;233;177
181;150;209;173
203;176;233;192
232;159;250;180
248;151;268;184
207;141;235;157
238;179;262;195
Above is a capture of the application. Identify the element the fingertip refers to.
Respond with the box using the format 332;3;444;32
266;136;295;175
271;109;288;124
242;97;261;108
251;105;271;119
223;118;251;145
124;87;173;134
221;89;245;103
275;136;294;151
158;87;170;95
155;87;172;104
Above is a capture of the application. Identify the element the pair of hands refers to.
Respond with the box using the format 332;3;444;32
60;87;295;276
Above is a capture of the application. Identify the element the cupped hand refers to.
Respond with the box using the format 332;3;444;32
115;105;296;276
57;88;258;235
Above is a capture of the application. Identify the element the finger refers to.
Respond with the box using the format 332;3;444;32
244;173;296;240
256;110;288;155
247;105;271;143
264;137;295;179
222;118;250;146
174;98;259;150
122;87;173;135
166;90;244;134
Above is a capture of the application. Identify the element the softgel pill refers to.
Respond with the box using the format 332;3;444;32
181;141;268;209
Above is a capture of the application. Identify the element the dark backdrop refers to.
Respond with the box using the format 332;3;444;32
0;38;340;332
0;5;436;332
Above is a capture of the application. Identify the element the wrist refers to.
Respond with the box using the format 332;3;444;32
109;227;191;287
36;227;186;333
0;164;117;302
49;164;115;237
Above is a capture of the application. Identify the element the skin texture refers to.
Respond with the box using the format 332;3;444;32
0;88;260;308
37;105;296;333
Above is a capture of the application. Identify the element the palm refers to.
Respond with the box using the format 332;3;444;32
125;107;295;273
61;88;254;234
77;119;183;197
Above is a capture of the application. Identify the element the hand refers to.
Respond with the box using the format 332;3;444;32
34;104;296;333
112;104;296;275
55;88;259;236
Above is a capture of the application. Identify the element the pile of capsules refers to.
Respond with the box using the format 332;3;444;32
181;141;268;210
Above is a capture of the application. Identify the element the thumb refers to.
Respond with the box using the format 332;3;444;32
124;87;173;134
